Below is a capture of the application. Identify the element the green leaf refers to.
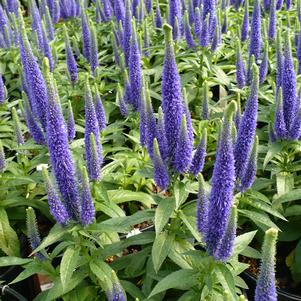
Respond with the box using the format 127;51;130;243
120;280;145;300
278;220;301;241
148;269;199;298
273;189;301;207
0;209;20;256
240;246;261;259
174;182;188;209
248;190;271;204
60;245;79;292
32;224;68;254
215;265;236;300
276;172;294;197
178;210;202;242
263;141;285;169
241;198;286;220
238;210;280;230
0;257;32;267
152;231;174;273
177;290;200;301
10;261;42;284
155;198;175;234
108;190;156;208
33;270;86;301
90;260;113;289
232;231;257;257
285;205;301;217
168;239;194;269
95;209;155;233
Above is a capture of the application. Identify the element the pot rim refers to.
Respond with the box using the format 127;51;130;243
243;271;301;300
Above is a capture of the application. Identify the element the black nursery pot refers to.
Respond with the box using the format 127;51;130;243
242;271;301;301
0;235;36;301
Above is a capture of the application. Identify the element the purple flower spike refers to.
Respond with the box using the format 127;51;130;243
129;19;142;111
84;79;103;181
0;140;6;172
30;0;43;50
276;0;283;9
282;30;298;131
0;74;6;104
145;0;152;14
90;24;99;75
274;88;287;139
200;14;210;48
222;10;228;34
203;0;216;39
140;88;147;147
80;166;95;226
52;0;60;23
211;19;221;52
67;100;76;142
107;283;126;301
190;129;207;177
132;0;139;17
117;83;128;117
112;32;120;66
259;41;269;85
42;167;71;226
296;30;301;74
182;89;194;144
114;0;125;25
205;101;236;256
255;228;278;301
235;94;242;130
201;81;210;119
234;64;259;181
268;0;276;40
12;107;24;146
153;138;170;191
123;0;132;66
22;93;46;145
286;0;291;9
156;107;168;162
102;0;113;20
173;115;193;173
236;40;246;89
26;207;45;261
168;0;182;39
288;109;301;140
81;9;91;60
186;1;193;26
263;0;271;11
20;28;48;131
44;6;55;41
249;0;261;62
240;136;258;192
155;0;162;28
214;205;238;262
162;24;184;161
196;173;209;236
64;25;78;83
276;29;283;91
145;87;157;159
94;85;106;131
184;11;196;48
42;21;54;72
269;123;277;143
194;7;202;44
44;59;81;221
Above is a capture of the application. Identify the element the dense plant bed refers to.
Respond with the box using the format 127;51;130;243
1;0;301;300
